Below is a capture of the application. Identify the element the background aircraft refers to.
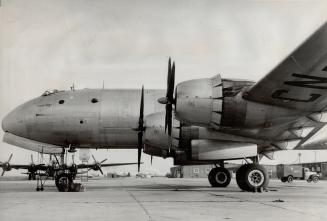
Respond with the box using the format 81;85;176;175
0;153;139;191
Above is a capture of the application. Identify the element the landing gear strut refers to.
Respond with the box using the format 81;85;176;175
236;164;269;192
28;172;36;180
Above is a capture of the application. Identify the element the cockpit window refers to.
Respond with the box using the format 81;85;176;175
41;89;62;96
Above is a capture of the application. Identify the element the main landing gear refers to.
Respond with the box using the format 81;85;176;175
208;166;231;187
208;159;269;192
236;164;268;192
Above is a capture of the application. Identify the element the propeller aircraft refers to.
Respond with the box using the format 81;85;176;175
2;22;327;192
0;153;139;191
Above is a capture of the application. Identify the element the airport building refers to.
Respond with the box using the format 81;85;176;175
170;162;327;179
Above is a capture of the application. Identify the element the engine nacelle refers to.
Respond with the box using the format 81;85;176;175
191;140;257;161
175;75;223;129
143;112;171;158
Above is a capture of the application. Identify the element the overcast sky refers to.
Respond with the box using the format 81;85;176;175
1;0;327;175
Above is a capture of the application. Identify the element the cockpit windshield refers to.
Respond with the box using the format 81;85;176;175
41;89;62;96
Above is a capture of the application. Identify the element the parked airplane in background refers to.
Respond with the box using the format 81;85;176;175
0;153;139;191
2;22;327;192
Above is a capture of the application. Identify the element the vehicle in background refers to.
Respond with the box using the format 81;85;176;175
277;164;320;183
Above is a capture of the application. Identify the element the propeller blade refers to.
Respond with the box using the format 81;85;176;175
92;154;97;163
166;57;171;97
168;62;175;100
140;86;144;122
100;159;107;164
160;58;176;136
151;156;153;166
1;170;5;176
165;104;173;136
137;143;142;172
99;167;103;175
31;154;34;164
137;86;145;172
8;153;13;163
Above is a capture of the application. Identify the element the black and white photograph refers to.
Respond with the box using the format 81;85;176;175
0;0;327;220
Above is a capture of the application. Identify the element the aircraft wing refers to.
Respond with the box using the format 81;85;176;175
77;162;139;169
1;164;30;170
244;22;327;113
100;163;139;167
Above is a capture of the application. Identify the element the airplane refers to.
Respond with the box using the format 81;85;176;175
2;22;327;192
0;153;140;191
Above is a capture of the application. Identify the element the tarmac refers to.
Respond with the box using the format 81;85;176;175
0;177;326;221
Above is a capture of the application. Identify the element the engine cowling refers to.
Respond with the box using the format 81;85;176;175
191;140;257;161
175;75;223;129
143;112;171;158
143;112;259;163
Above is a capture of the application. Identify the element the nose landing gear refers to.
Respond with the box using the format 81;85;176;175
55;173;83;192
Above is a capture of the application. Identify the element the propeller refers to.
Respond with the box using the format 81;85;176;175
90;155;107;175
1;153;13;176
136;86;146;172
158;58;176;136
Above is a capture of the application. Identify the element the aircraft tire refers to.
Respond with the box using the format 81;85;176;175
56;173;73;192
208;167;231;187
236;164;269;192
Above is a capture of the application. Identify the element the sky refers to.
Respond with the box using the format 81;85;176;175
1;0;327;175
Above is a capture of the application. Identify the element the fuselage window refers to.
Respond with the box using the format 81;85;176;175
58;100;65;104
91;98;99;103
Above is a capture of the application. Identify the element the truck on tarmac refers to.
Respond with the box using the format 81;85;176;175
277;164;319;183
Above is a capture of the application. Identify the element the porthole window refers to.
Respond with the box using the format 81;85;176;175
80;120;84;124
58;100;65;104
91;98;99;103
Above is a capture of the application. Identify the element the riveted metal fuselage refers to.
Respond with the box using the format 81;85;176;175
3;89;165;148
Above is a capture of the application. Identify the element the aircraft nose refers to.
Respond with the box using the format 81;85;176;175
2;102;35;138
2;109;24;135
